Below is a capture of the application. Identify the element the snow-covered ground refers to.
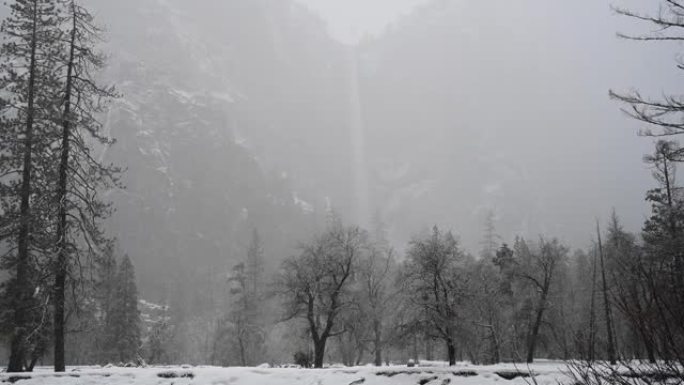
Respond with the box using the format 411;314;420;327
0;361;573;385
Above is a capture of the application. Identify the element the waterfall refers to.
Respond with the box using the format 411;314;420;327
347;46;370;227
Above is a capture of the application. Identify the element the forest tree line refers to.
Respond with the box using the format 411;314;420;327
98;148;681;370
263;148;683;368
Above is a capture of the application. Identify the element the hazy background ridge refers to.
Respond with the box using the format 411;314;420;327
77;0;681;300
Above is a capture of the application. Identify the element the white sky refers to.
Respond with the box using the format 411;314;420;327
296;0;428;43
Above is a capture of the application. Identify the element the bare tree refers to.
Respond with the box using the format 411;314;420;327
277;225;367;368
469;258;506;364
510;237;566;363
359;244;396;366
401;226;468;366
610;1;684;139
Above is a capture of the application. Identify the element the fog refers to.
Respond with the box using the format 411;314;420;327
76;0;677;299
1;0;668;294
298;0;426;43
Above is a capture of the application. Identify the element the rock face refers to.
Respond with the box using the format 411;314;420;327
94;0;357;296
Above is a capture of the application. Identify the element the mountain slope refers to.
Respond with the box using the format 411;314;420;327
95;0;353;297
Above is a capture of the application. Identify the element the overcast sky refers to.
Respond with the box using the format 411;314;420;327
296;0;427;43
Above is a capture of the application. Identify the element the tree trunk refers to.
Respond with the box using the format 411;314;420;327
355;348;364;366
8;0;40;373
313;339;326;368
373;319;382;366
490;326;500;364
54;5;77;372
587;248;598;362
447;339;456;366
642;331;656;363
28;353;39;372
53;265;66;371
527;292;548;364
597;225;617;365
238;333;246;366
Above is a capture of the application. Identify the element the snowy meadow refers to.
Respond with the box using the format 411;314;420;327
1;361;571;385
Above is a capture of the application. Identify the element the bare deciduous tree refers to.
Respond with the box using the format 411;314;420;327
359;244;397;366
401;226;468;366
278;224;367;368
510;237;566;363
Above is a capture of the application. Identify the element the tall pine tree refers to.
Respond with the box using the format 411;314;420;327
51;0;118;371
0;0;62;372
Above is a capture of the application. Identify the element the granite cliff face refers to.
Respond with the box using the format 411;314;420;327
94;0;358;296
